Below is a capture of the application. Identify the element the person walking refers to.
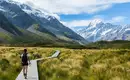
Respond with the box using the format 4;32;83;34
21;49;31;79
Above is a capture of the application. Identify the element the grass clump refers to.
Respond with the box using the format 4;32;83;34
0;47;130;80
0;47;55;80
38;48;130;80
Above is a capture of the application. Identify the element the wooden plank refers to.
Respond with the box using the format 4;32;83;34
51;50;60;58
16;50;60;80
16;60;39;80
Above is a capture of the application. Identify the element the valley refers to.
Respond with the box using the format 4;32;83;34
0;0;130;80
0;0;87;45
0;47;130;80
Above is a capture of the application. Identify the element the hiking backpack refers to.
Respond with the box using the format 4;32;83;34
22;53;28;63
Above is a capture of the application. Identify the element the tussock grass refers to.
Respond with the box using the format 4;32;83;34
0;47;55;80
0;47;130;80
38;49;130;80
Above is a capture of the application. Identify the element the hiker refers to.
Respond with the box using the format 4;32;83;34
21;49;31;79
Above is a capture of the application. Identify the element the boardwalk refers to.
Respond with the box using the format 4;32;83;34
16;60;39;80
16;50;60;80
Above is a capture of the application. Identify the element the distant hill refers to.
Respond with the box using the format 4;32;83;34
0;12;21;43
86;40;130;49
0;12;79;47
0;0;87;45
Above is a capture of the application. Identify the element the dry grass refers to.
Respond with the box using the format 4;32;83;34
38;49;130;80
0;47;55;80
0;47;130;80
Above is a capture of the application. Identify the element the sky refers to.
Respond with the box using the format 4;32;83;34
13;0;130;28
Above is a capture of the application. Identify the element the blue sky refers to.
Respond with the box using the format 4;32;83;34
60;3;130;22
14;0;130;28
60;2;130;27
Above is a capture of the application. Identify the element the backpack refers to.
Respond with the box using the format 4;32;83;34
22;53;28;63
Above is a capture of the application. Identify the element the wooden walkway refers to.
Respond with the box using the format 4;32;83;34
16;50;60;80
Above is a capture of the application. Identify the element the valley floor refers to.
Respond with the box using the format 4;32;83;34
0;47;130;80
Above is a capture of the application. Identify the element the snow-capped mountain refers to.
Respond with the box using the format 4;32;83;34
18;3;56;21
0;0;87;44
16;1;87;43
74;19;130;42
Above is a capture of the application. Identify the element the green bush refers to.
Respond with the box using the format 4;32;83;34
0;59;10;71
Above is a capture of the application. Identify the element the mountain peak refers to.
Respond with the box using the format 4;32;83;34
89;19;103;27
74;21;130;42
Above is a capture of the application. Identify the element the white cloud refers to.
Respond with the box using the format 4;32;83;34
12;0;129;28
61;20;91;27
108;16;127;23
61;16;127;28
12;0;130;14
61;18;103;28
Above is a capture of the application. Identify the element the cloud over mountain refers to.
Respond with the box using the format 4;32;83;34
13;0;130;14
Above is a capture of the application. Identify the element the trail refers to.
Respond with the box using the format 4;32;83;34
16;50;60;80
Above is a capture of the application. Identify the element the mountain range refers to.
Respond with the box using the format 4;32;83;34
73;19;130;42
0;0;87;46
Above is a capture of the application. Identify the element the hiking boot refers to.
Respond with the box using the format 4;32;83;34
24;73;27;79
25;76;27;79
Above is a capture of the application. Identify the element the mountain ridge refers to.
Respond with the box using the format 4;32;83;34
0;0;87;45
17;2;87;43
74;20;130;42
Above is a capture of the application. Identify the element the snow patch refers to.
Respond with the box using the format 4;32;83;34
89;19;102;27
0;6;6;12
101;29;112;35
125;28;130;31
